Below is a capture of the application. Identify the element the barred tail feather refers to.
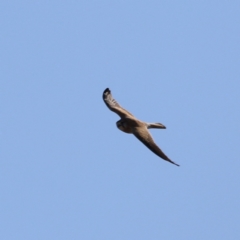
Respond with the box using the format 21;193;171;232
147;123;166;129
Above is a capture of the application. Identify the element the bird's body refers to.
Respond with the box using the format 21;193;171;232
102;88;179;166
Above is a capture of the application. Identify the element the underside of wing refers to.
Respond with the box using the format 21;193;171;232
133;127;180;166
102;88;134;118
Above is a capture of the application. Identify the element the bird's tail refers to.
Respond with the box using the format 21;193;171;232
147;123;166;129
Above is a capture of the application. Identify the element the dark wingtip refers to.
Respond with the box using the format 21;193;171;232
103;88;111;99
173;162;180;167
168;158;180;166
103;88;110;94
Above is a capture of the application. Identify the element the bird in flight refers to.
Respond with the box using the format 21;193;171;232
102;88;179;166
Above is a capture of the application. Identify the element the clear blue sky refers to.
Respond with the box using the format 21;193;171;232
1;1;240;239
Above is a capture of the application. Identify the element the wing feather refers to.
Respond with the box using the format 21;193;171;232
102;88;134;118
133;127;179;166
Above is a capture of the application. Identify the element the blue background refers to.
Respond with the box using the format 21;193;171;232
1;1;240;239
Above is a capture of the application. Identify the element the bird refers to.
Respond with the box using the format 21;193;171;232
102;88;179;166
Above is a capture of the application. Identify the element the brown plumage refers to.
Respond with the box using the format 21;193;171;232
102;88;179;167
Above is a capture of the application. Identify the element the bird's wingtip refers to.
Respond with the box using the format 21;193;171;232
103;88;110;94
103;88;111;99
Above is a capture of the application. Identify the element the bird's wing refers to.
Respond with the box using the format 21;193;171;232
102;88;134;118
133;126;180;166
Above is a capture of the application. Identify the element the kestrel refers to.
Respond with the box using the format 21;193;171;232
102;88;179;166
